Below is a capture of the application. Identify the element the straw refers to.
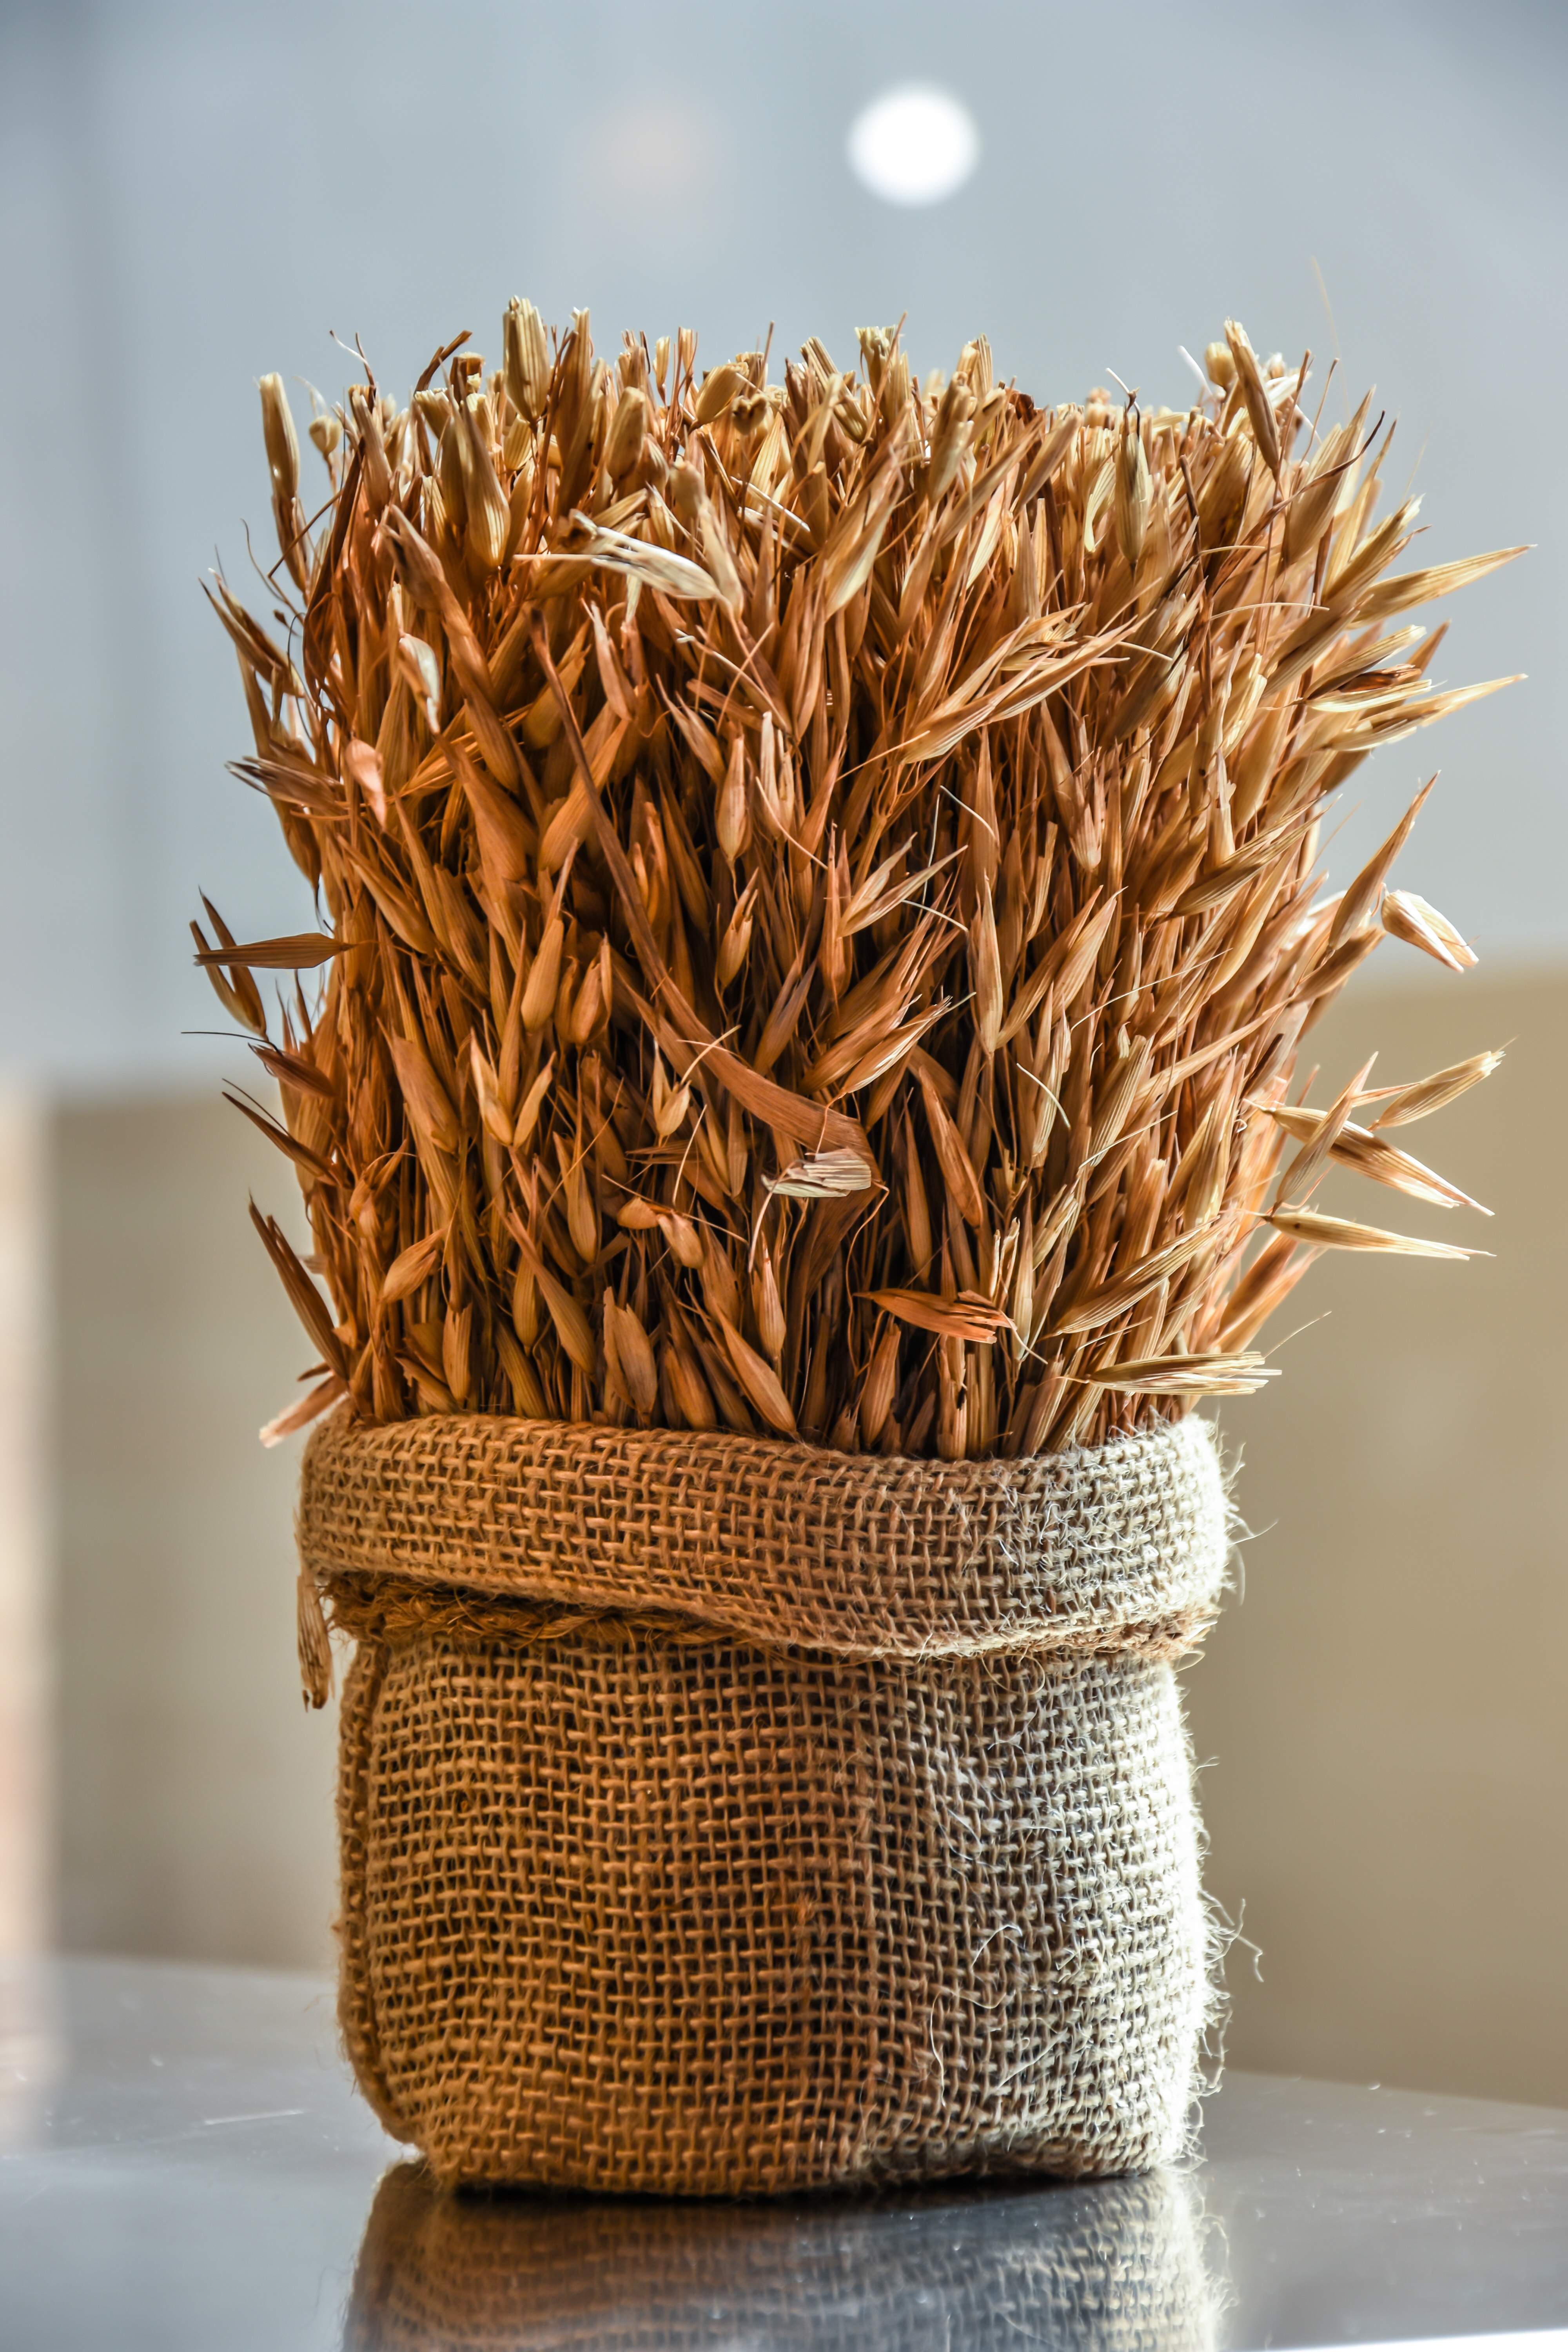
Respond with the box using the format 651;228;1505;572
196;312;1518;1458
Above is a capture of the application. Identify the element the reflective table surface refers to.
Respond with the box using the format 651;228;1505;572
2;1956;1565;2350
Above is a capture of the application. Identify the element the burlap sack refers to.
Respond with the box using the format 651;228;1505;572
343;2158;1221;2351
299;1410;1228;2196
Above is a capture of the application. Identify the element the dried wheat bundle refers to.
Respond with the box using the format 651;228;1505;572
197;310;1519;1460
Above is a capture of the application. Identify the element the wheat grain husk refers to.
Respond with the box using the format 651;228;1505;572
206;315;1510;1469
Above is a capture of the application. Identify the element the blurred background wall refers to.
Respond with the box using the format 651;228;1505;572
1189;969;1568;2110
0;0;1563;2104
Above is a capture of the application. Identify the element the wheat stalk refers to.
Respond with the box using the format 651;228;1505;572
196;316;1518;1459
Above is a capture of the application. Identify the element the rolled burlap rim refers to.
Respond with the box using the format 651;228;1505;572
299;1406;1228;1661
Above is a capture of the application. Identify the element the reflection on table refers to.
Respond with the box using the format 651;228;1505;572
345;2158;1218;2352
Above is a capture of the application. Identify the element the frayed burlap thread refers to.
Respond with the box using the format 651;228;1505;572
305;1411;1228;2196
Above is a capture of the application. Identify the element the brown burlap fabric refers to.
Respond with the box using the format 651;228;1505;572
304;1411;1228;2196
344;2158;1221;2350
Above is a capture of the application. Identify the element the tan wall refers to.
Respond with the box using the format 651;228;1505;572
50;1096;337;1970
16;969;1568;2098
1187;965;1568;2109
0;1093;49;1960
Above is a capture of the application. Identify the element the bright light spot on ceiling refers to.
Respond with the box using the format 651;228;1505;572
846;86;979;207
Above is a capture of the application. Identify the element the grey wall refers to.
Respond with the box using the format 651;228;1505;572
1;0;1564;1087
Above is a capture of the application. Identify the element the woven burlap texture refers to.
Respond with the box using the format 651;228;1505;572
307;1410;1228;2196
